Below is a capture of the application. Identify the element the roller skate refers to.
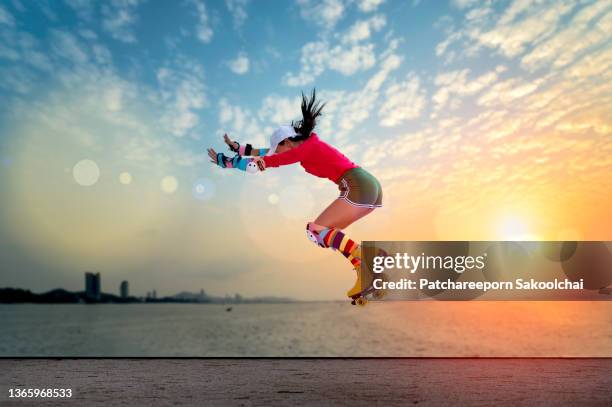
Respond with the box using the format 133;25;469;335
347;248;389;306
347;263;388;306
347;266;368;306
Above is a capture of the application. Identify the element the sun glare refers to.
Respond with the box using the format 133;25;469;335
498;215;539;241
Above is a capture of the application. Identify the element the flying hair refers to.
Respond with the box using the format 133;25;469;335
291;89;325;141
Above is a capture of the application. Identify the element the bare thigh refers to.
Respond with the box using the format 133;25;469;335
313;199;374;230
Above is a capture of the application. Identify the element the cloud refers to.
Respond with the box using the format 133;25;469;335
297;0;344;29
0;4;15;27
64;0;95;21
258;95;301;126
435;31;461;57
0;42;19;61
330;43;377;75
228;52;250;75
0;29;53;71
341;14;386;43
218;98;267;146
51;29;89;64
92;44;113;66
284;41;378;85
361;131;425;167
451;0;479;9
225;0;249;28
216;92;325;150
0;25;112;100
473;2;575;58
5;56;204;169
283;41;329;86
0;67;37;94
564;46;612;80
0;65;219;288
189;0;214;43
465;6;492;22
1;0;610;296
476;76;544;108
378;73;426;127
432;66;504;111
497;0;537;25
347;2;612;223
322;44;403;141
101;0;144;43
520;2;610;71
357;0;385;13
283;15;386;86
104;86;123;111
157;58;207;138
436;0;579;63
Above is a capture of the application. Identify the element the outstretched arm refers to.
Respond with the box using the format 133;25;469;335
224;133;269;156
244;140;308;172
261;139;309;168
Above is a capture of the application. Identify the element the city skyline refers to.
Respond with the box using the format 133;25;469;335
0;269;294;303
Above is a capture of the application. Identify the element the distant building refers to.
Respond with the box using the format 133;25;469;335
85;272;101;301
152;290;157;299
120;281;129;299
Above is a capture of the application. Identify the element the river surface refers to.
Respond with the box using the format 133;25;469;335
1;302;611;356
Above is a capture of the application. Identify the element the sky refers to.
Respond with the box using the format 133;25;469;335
0;0;610;300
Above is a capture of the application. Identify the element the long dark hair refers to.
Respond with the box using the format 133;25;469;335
291;89;325;141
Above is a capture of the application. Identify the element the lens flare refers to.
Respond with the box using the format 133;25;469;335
267;193;279;205
119;172;132;185
161;176;178;194
192;178;215;201
72;159;100;186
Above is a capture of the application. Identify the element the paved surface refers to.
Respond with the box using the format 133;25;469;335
1;359;611;406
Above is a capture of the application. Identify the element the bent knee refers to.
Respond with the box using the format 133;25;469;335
306;222;331;247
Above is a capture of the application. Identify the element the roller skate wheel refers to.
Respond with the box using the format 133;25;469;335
355;297;368;307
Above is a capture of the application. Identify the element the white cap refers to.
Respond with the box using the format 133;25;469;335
267;125;298;156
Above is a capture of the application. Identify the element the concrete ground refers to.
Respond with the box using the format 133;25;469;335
1;359;611;406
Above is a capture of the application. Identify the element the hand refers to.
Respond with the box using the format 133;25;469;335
207;147;218;164
252;156;266;171
223;133;238;152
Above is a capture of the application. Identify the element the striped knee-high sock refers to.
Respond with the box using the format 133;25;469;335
320;228;361;268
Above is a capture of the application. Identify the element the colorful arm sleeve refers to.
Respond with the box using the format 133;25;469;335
252;147;270;156
233;142;269;157
216;153;260;173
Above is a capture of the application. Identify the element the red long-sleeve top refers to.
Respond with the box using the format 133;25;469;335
262;133;359;183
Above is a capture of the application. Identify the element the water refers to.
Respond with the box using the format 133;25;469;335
1;302;611;356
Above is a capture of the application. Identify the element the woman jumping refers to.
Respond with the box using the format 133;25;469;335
207;90;383;305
